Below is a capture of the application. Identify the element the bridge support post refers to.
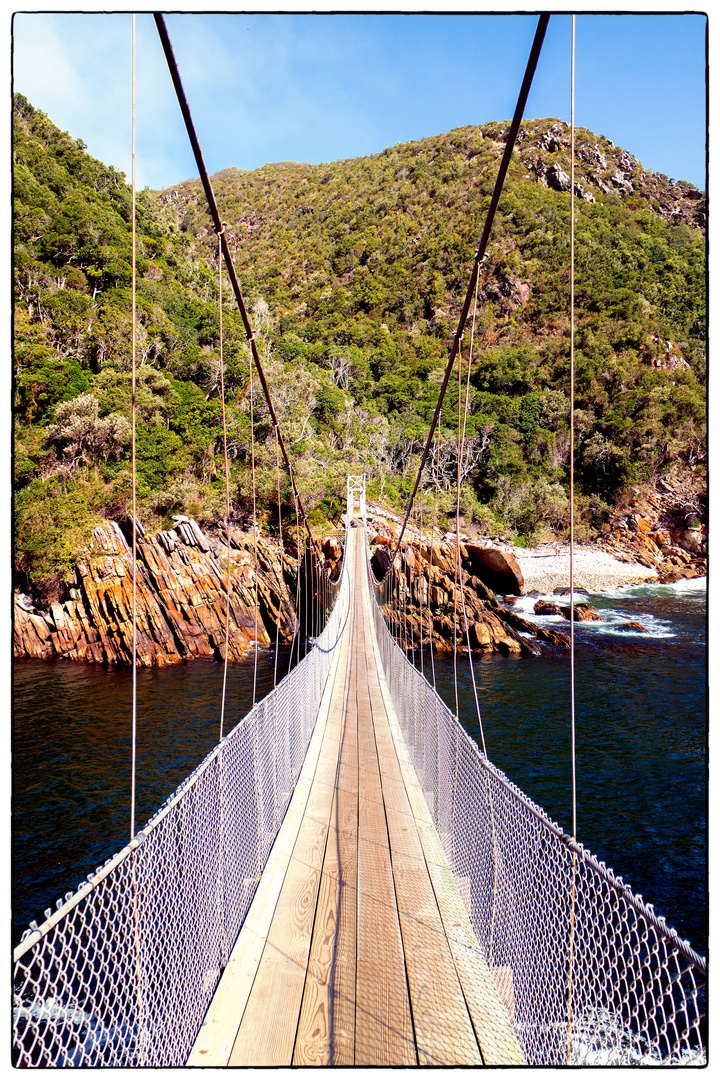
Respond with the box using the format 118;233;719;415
346;475;366;525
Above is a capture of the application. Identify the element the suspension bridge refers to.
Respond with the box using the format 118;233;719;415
13;13;705;1069
12;478;707;1067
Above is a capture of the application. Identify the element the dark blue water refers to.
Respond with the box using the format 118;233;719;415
12;649;290;946
13;579;706;959
429;577;707;958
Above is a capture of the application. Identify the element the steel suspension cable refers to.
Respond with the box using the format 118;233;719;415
215;222;231;968
569;17;578;864
154;13;315;549
456;273;500;956
417;501;425;677
455;281;489;754
129;16;144;1062
289;485;302;670
428;414;442;690
408;522;416;668
386;14;550;572
452;351;461;720
273;427;283;687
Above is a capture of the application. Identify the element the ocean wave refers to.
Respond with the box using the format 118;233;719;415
509;595;676;640
598;577;706;601
592;610;675;639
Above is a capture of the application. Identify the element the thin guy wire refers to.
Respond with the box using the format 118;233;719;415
130;13;138;841
456;272;488;756
569;15;577;856
249;353;259;705
428;413;441;690
567;13;578;1063
452;346;461;721
129;17;144;1064
217;224;231;740
456;276;497;957
289;485;302;670
418;500;425;677
215;223;230;968
310;539;316;642
274;426;282;687
408;520;416;669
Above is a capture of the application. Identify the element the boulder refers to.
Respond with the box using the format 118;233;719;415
463;545;524;595
534;599;601;622
370;547;392;582
547;164;571;192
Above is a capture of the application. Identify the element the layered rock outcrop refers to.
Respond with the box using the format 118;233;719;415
14;518;307;667
19;477;700;668
598;474;707;583
369;528;569;656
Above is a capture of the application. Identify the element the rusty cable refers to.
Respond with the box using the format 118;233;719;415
274;426;282;687
154;14;314;547
249;338;259;705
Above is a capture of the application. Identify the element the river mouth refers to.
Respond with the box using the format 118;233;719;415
12;580;706;960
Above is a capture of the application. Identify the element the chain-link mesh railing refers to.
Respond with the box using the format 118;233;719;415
369;541;706;1066
13;548;349;1068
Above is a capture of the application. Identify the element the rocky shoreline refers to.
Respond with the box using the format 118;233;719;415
13;518;341;668
514;546;660;595
14;473;705;666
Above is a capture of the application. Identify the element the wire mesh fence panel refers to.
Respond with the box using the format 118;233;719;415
367;544;706;1066
13;548;348;1068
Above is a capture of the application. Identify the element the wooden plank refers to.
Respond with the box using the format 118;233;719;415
353;580;416;1067
358;615;482;1066
293;604;359;1066
228;678;345;1066
228;818;328;1064
192;522;522;1069
293;808;358;1064
365;612;526;1066
231;541;361;1066
187;628;347;1065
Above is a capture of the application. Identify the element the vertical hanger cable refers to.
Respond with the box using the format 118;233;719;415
567;12;578;1062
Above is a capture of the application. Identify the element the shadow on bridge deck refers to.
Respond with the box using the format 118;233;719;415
188;527;523;1066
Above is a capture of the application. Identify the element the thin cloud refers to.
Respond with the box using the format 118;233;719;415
12;11;706;191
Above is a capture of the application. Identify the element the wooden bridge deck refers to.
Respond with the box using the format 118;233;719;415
188;527;524;1066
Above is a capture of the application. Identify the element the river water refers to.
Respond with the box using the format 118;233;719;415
13;578;706;959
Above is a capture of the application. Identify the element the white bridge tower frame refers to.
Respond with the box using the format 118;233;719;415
346;474;366;524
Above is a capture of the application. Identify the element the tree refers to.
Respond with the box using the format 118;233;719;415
46;393;130;471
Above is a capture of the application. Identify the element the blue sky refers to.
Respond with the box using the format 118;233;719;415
12;10;707;191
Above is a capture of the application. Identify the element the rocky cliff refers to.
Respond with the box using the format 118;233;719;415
516;119;705;230
14;511;573;667
368;520;570;656
13;518;311;667
598;473;707;581
14;472;705;668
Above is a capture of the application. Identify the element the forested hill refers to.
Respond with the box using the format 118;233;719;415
13;93;706;599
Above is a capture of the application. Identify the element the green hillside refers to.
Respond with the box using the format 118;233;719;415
13;94;706;599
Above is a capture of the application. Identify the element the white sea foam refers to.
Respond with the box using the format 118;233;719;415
592;609;675;639
509;594;676;639
600;576;706;601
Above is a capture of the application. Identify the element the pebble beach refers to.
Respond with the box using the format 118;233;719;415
511;544;659;595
